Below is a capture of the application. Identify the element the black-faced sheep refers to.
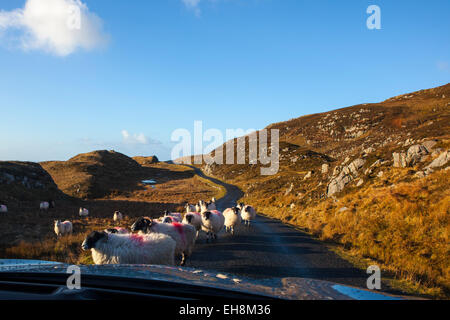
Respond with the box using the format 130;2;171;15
182;212;202;238
239;204;256;227
201;210;225;242
223;207;242;235
130;218;196;266
54;220;73;237
81;231;176;266
185;203;197;213
163;211;182;222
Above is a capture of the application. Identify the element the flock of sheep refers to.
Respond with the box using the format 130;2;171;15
46;198;257;267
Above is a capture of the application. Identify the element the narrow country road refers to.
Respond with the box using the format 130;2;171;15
185;166;371;290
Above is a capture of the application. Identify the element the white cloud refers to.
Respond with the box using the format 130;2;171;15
0;0;108;56
121;130;151;145
182;0;202;16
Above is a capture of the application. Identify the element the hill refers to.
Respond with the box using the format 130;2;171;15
41;150;143;199
196;83;450;297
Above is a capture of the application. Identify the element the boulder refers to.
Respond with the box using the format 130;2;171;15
406;145;429;166
393;152;407;168
322;164;329;174
327;158;365;197
426;151;449;169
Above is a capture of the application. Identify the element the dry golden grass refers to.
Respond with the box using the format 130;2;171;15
254;169;449;298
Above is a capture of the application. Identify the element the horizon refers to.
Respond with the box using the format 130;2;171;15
1;0;449;162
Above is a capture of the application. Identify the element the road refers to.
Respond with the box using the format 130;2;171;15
185;166;370;289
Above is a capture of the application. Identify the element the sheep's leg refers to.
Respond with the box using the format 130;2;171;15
231;227;234;235
180;253;186;266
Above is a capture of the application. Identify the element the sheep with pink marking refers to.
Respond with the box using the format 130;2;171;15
82;231;176;266
131;217;196;266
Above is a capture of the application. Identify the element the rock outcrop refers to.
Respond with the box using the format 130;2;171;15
327;158;365;197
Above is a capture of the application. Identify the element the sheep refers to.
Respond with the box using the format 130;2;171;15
40;202;50;211
185;203;196;213
79;207;89;218
82;231;176;266
113;211;123;222
0;205;7;213
199;200;217;213
240;204;257;227
54;220;73;237
105;227;129;234
131;218;196;266
223;207;242;235
163;211;182;222
182;212;202;238
201;210;225;242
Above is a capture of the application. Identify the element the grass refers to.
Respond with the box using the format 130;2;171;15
247;169;449;299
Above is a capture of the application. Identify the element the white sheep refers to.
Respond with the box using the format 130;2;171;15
199;200;217;213
182;212;202;238
201;210;225;242
40;202;50;211
79;207;89;218
113;211;123;222
0;205;7;213
54;220;73;237
240;204;256;227
185;203;197;213
104;227;129;234
163;211;182;222
131;218;196;266
82;231;176;266
223;207;242;235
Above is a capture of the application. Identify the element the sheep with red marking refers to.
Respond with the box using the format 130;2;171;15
201;210;225;242
81;231;176;266
131;218;196;266
223;207;242;235
54;220;73;237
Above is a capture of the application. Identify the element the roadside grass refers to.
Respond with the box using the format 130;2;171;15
246;169;449;299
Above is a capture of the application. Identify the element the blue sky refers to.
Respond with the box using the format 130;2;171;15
0;0;449;161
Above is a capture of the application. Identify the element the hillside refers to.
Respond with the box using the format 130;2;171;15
196;83;450;297
0;161;64;206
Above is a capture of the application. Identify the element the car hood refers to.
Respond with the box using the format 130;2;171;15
0;259;406;300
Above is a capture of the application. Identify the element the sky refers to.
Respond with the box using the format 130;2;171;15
0;0;449;162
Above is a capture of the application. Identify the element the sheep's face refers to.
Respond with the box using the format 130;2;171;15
232;207;240;215
105;228;119;234
185;214;194;224
203;211;212;221
54;220;61;227
162;216;173;224
82;231;107;250
131;217;152;233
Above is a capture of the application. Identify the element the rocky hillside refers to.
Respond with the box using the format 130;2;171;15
0;161;63;206
198;83;450;297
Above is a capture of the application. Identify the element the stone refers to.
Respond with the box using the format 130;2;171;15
322;164;329;174
426;151;449;169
